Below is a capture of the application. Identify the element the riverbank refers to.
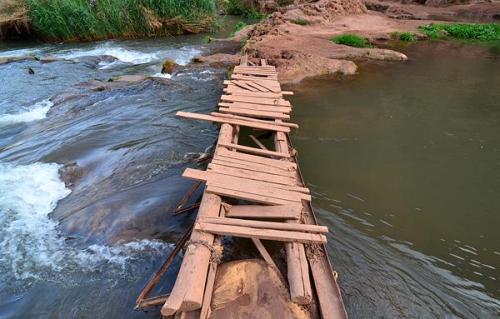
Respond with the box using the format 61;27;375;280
200;0;499;83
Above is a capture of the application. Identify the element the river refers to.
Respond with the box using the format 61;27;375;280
0;29;499;318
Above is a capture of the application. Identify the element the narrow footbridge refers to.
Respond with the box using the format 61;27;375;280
136;57;348;319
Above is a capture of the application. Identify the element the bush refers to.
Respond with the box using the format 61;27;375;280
24;0;216;41
419;23;500;42
290;18;310;26
225;0;266;19
394;32;415;42
331;34;372;48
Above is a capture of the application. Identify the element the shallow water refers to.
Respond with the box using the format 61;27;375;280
0;27;235;317
287;42;500;318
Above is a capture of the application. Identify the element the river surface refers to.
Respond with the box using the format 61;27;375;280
0;29;499;319
287;42;500;318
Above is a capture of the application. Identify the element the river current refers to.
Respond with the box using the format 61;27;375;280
0;33;499;318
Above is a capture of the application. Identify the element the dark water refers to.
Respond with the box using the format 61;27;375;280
287;42;500;318
0;20;245;317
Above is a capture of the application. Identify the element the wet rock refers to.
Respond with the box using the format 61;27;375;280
113;74;148;83
39;55;63;63
0;55;36;65
210;259;311;319
59;162;87;189
192;53;241;68
28;67;34;75
161;59;178;74
73;55;117;68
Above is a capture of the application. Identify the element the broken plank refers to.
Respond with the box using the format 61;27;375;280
195;222;327;244
211;158;296;178
223;88;284;99
252;238;279;270
219;102;291;114
218;142;290;158
176;111;290;133
226;204;301;219
199;217;328;234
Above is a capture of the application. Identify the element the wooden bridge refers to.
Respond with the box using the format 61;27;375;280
136;57;348;319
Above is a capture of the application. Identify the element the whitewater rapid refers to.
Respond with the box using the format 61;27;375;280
0;162;171;282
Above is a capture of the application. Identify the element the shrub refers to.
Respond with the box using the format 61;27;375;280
398;32;415;42
290;18;310;26
419;23;500;42
331;34;372;48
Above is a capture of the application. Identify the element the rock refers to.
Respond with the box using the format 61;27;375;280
0;56;36;65
39;55;62;63
329;46;408;61
28;67;34;75
192;53;241;68
210;259;311;319
113;75;148;82
161;59;178;74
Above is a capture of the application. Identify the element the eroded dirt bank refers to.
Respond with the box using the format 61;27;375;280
201;0;499;83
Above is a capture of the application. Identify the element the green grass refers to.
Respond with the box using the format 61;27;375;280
391;31;416;42
24;0;216;41
290;18;310;26
225;0;267;19
419;23;500;42
332;34;372;48
231;20;247;36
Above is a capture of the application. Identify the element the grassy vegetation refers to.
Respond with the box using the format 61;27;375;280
419;23;500;43
24;0;216;41
290;18;310;26
391;31;416;42
332;34;372;48
225;0;266;19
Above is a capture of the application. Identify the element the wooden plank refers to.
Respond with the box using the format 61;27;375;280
211;112;299;129
252;238;279;271
231;80;258;92
226;204;301;219
221;95;291;107
217;147;296;169
223;89;284;99
233;71;278;78
249;134;268;150
218;142;290;159
161;125;232;316
183;169;309;202
211;158;296;178
195;222;327;244
232;74;281;83
208;164;309;194
219;102;291;113
219;107;290;120
199;217;328;234
176;111;290;133
206;185;289;206
243;80;271;93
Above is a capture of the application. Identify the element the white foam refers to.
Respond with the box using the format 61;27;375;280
0;48;42;58
0;162;171;281
54;42;200;66
0;99;53;126
151;72;172;79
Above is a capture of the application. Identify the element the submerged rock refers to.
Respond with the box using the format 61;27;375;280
161;59;178;74
210;259;312;319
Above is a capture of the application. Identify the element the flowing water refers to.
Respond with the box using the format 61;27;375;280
0;28;499;319
286;42;500;318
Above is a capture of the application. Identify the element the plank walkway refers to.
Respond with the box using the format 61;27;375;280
137;58;348;319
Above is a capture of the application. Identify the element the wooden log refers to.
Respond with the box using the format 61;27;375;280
195;222;327;244
252;238;279;271
218;142;290;159
176;111;290;133
161;125;232;316
225;204;301;219
221;95;291;107
138;294;170;308
199;217;328;234
211;112;299;129
206;185;289;205
219;107;290;120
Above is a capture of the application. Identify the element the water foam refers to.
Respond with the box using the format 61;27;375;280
0;162;171;282
0;99;53;126
55;42;200;66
